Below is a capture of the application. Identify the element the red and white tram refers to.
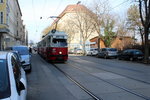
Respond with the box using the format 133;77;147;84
37;30;68;62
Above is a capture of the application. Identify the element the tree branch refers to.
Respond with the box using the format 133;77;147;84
145;0;148;17
139;0;145;26
148;0;150;27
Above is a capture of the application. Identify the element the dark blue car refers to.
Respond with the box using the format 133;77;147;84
118;49;144;61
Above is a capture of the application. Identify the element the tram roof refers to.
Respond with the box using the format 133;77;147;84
48;30;67;36
41;30;67;41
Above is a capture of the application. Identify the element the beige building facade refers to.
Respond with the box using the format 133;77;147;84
43;4;98;51
0;0;26;50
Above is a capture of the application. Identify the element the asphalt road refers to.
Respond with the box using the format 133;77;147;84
27;54;150;100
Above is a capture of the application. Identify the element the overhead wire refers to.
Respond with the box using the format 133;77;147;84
55;0;64;15
31;0;38;32
40;0;47;19
110;0;130;11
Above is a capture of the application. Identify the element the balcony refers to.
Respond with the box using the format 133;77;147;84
0;24;9;34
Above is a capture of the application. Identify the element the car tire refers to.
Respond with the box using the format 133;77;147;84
129;57;133;61
118;57;121;60
104;55;107;59
96;54;99;58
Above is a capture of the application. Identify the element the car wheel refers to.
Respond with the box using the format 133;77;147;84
118;57;121;60
96;54;99;58
129;57;133;61
104;55;107;59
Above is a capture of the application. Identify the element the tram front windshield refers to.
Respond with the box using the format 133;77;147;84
52;39;67;47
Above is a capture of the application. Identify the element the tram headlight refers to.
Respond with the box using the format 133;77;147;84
59;51;62;54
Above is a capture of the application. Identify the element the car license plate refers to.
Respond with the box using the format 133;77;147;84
138;57;142;59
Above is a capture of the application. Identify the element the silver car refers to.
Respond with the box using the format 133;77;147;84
5;45;32;72
86;48;98;56
97;48;118;58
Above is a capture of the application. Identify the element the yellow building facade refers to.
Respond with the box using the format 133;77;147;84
0;0;26;50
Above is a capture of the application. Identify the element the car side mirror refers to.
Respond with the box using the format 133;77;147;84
19;81;25;91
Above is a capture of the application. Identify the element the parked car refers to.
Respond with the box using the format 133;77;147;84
5;45;32;72
97;48;118;58
75;48;83;54
86;48;98;56
0;51;27;100
68;49;74;54
118;49;144;61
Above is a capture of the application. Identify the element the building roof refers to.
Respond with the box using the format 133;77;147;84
16;0;22;16
52;4;89;26
43;4;90;34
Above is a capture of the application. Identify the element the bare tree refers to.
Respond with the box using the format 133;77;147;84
89;0;111;50
116;19;129;50
127;4;144;46
62;20;76;48
70;5;96;55
117;19;128;37
138;0;150;63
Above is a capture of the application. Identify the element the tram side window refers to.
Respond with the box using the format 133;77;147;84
43;41;46;47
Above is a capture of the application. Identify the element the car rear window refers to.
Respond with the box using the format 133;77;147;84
108;48;117;51
13;47;29;55
0;59;11;99
134;50;143;55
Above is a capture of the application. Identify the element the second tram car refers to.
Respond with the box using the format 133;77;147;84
38;30;68;62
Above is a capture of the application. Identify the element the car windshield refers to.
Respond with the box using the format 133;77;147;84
0;59;11;99
52;39;67;47
13;47;29;55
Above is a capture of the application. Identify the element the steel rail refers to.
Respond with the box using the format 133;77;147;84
39;56;102;100
67;62;150;100
52;64;103;100
69;59;150;85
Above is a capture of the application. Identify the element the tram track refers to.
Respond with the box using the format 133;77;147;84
39;55;102;100
39;55;150;100
69;58;150;85
52;64;103;100
65;60;150;100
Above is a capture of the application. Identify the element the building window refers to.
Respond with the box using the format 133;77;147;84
0;0;3;3
0;12;3;24
6;13;9;25
17;12;18;17
17;21;18;26
17;30;19;36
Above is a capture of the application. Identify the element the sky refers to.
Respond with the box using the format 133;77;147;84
18;0;131;43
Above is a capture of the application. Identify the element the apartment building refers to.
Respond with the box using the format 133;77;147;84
43;4;98;51
0;0;26;50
